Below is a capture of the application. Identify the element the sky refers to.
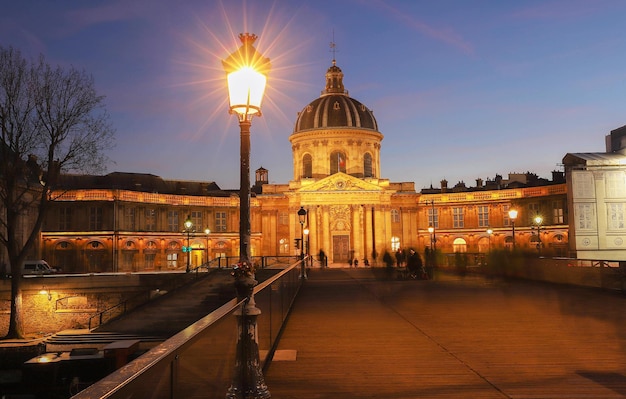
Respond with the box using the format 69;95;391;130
1;0;625;191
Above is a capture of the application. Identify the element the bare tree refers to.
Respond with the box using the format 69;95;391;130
0;46;115;338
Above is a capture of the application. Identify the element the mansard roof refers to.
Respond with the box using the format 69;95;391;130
57;172;228;196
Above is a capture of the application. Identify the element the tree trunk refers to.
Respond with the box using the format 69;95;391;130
5;274;24;339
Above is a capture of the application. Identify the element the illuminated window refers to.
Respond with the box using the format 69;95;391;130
453;238;467;253
453;207;464;228
427;208;438;228
478;205;489;227
279;238;289;254
167;253;178;268
302;154;312;178
552;201;564;224
391;236;400;252
330;151;346;174
215;211;227;232
364;153;372;177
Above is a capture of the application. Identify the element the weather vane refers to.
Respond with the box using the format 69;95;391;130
330;30;338;65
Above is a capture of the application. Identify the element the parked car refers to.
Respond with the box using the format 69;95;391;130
22;260;57;275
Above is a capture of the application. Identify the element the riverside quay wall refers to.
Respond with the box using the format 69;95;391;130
0;272;197;337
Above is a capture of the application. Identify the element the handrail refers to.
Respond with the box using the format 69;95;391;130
72;260;303;398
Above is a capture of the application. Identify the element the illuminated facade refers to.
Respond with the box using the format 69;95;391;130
38;60;570;272
564;125;626;261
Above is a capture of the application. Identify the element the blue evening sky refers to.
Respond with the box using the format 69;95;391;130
2;0;625;190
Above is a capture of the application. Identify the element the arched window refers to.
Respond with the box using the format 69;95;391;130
330;151;346;174
453;238;467;253
364;153;373;177
302;154;312;178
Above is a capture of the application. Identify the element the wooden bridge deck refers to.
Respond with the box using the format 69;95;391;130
264;268;626;398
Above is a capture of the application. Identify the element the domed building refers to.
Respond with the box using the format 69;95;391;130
36;56;569;273
257;58;419;264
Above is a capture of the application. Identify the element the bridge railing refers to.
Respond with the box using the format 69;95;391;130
72;260;304;399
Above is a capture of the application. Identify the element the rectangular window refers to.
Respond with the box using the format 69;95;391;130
391;209;400;223
168;211;179;232
59;207;72;230
125;207;135;231
145;208;156;231
278;212;289;225
191;211;202;231
576;203;594;230
453;207;464;228
89;207;103;230
216;211;227;232
427;208;439;229
608;203;626;230
478;205;489;227
503;204;511;227
552;201;564;224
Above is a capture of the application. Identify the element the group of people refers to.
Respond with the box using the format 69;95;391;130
382;248;429;280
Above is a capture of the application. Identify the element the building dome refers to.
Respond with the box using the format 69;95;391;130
293;61;378;133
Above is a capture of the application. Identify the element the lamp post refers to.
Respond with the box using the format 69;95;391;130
184;215;193;273
508;208;518;250
534;215;543;254
298;206;307;279
204;228;210;265
224;32;271;399
303;227;309;267
487;228;493;252
427;225;434;252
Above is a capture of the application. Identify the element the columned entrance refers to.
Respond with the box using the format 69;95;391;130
332;235;350;264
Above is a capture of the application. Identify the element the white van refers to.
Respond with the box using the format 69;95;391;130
22;260;56;275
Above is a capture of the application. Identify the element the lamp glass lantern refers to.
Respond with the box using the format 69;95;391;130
223;33;271;120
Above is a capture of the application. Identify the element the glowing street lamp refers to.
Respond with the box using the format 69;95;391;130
204;228;211;265
223;32;271;399
508;208;518;250
223;32;270;269
487;228;493;252
183;215;193;273
298;206;307;279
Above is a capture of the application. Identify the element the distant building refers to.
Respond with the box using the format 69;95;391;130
39;59;570;272
563;126;626;261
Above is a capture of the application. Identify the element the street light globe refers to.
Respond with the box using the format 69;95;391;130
223;33;271;118
534;215;543;225
487;228;493;235
508;209;518;221
204;228;210;235
428;226;434;234
184;216;193;230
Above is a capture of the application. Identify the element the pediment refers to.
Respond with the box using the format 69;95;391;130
298;173;384;192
